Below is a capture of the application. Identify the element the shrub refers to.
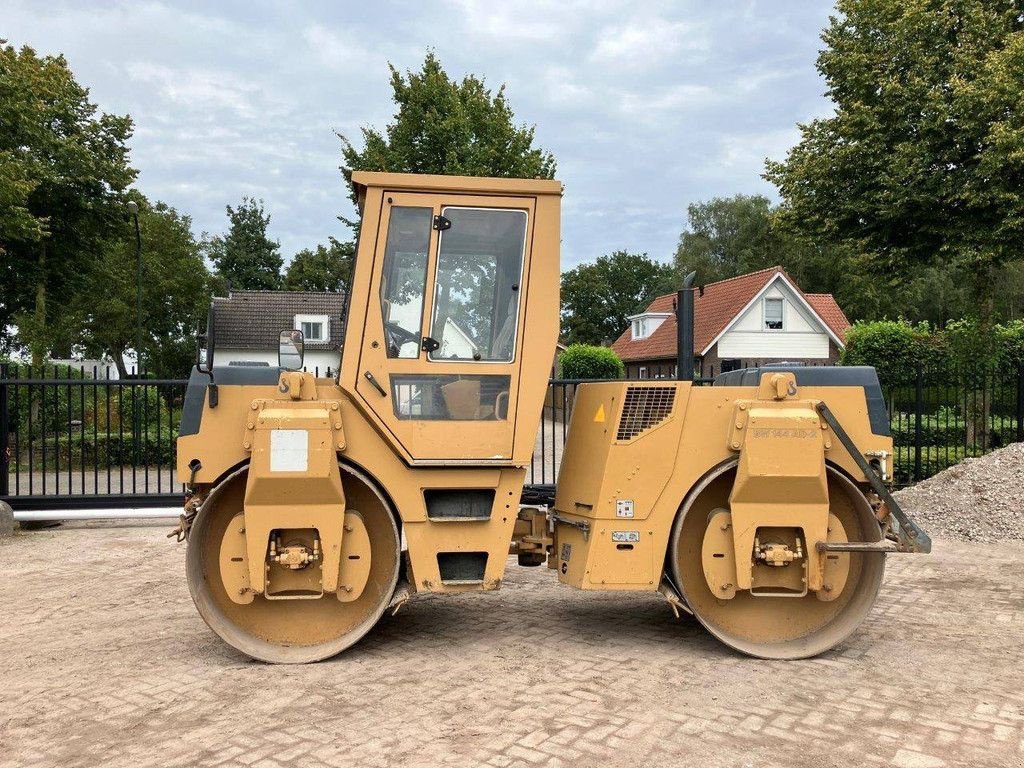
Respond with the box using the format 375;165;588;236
994;319;1024;375
840;320;948;386
559;344;625;380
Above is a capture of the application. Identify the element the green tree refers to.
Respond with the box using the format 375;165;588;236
673;195;781;284
70;198;215;378
561;251;677;345
340;52;555;205
765;1;1024;327
0;44;136;362
284;238;354;292
207;197;282;290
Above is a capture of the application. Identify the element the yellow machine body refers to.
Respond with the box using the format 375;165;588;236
551;374;884;593
175;172;927;663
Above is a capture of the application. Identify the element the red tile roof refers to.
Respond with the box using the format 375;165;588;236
610;267;851;362
804;294;851;342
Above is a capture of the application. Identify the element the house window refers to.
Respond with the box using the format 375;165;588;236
764;298;784;330
629;312;670;341
638;366;647;379
295;314;329;342
302;321;323;341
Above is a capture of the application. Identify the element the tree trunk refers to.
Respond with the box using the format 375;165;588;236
31;241;47;370
113;346;128;380
965;259;996;449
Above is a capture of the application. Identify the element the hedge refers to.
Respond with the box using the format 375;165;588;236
559;344;625;380
889;412;1018;447
13;431;177;469
841;318;1024;387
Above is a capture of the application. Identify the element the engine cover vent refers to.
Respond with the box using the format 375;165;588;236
616;386;676;441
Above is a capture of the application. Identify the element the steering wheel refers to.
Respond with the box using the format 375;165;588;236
384;321;420;352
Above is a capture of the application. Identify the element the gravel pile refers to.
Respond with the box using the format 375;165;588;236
894;442;1024;543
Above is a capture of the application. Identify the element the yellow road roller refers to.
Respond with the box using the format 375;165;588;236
173;172;930;663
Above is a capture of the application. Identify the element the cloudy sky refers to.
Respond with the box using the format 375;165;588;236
5;0;836;270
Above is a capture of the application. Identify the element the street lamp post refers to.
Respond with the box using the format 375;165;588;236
127;201;142;376
127;201;142;465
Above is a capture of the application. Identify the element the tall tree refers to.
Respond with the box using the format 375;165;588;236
69;198;215;378
284;238;354;292
0;44;136;362
340;51;555;204
765;1;1024;325
561;251;678;345
673;195;781;284
207;197;282;290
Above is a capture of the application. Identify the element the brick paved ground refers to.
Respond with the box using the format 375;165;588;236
0;525;1022;768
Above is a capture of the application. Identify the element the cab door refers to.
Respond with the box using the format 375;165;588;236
355;192;534;464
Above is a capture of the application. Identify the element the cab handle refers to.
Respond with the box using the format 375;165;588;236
363;371;387;397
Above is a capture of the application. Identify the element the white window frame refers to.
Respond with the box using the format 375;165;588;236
763;298;784;332
295;314;329;342
638;366;647;379
628;312;671;341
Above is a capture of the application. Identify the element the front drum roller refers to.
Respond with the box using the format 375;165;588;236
670;461;885;660
186;463;401;663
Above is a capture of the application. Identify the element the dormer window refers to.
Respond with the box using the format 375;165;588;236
295;314;329;342
629;312;671;340
764;298;784;330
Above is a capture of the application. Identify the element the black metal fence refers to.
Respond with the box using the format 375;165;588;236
0;364;188;510
526;364;1024;487
884;364;1024;484
3;363;1022;510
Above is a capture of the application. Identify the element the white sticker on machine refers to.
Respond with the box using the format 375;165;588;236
270;429;308;472
611;531;640;543
616;499;634;518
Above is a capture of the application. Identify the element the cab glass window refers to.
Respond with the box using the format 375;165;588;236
428;208;527;362
379;207;433;358
391;374;511;420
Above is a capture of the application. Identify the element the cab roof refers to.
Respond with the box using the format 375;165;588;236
350;171;563;199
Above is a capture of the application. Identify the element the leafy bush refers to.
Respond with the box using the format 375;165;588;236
3;366;179;441
892;445;986;485
5;363;91;436
840;320;947;386
889;411;1018;447
559;344;625;380
16;431;177;468
995;319;1024;375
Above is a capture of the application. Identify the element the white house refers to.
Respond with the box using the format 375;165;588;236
612;266;851;378
211;290;345;376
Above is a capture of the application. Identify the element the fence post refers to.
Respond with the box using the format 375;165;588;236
0;363;9;497
1017;362;1024;444
913;365;924;483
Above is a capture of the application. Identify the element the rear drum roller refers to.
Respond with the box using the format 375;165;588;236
670;462;885;659
186;463;401;663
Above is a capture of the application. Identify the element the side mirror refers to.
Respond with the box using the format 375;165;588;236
279;329;304;371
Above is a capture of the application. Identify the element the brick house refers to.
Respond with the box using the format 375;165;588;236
211;290;346;376
611;266;851;379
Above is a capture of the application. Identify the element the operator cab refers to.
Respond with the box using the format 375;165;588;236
339;172;562;465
